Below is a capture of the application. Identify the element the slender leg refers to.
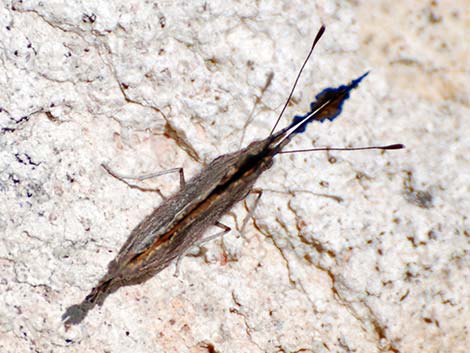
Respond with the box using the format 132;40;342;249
102;163;185;198
262;187;343;203
239;72;274;147
174;221;231;277
240;189;263;238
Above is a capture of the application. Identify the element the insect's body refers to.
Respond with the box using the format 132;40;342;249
64;126;287;322
95;133;283;303
62;27;403;326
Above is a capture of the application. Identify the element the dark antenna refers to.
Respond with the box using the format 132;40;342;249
279;144;405;154
270;25;326;136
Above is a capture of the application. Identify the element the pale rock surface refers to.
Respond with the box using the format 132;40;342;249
0;1;468;353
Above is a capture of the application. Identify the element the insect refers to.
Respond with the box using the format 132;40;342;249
62;26;403;326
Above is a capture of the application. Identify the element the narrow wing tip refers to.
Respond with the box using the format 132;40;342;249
62;303;90;327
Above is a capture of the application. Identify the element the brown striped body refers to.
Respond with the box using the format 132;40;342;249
62;129;288;325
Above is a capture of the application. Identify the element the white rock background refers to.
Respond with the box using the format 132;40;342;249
0;1;468;352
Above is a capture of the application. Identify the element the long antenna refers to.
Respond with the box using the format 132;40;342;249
270;25;326;136
279;144;405;154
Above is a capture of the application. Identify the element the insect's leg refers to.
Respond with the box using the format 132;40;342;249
239;72;274;147
240;188;263;237
173;221;231;277
102;164;185;198
203;221;231;243
263;188;343;203
135;167;186;190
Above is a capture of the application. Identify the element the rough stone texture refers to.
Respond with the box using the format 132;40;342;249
0;1;468;352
